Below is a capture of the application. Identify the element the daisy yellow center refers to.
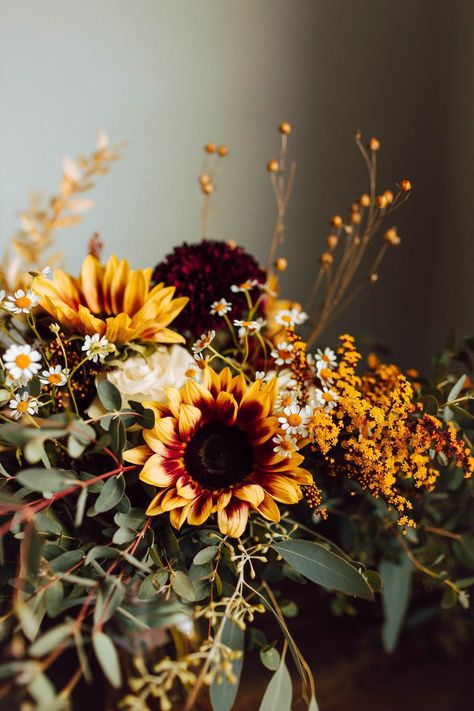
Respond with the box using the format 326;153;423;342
17;401;29;413
185;368;196;378
322;392;334;402
184;422;254;489
279;440;292;451
16;296;32;309
281;315;292;324
48;373;62;385
287;413;302;427
15;354;31;369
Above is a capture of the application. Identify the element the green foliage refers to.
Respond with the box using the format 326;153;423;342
273;540;374;600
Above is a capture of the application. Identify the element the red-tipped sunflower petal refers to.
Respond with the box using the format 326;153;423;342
169;503;192;530
247;416;279;445
215;391;238;425
165;387;182;419
160;489;189;512
139;454;180;487
182;380;215;415
187;493;214;526
219;367;233;391
145;489;168;516
217;500;250;538
154;416;180;447
178;404;202;441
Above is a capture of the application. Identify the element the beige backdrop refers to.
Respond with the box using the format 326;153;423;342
1;0;473;368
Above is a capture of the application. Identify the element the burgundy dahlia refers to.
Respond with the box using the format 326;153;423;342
152;240;266;337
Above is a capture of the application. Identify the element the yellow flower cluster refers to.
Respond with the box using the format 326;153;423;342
308;335;474;527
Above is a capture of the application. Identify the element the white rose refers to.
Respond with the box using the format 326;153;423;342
107;345;195;405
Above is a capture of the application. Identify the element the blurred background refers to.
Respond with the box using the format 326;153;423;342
0;0;473;370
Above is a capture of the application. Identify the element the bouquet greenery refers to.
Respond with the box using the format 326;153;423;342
0;126;472;711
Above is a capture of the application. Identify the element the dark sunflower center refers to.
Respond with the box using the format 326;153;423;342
184;422;254;490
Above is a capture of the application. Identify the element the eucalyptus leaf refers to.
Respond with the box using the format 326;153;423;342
273;540;373;600
49;549;84;573
259;659;292;711
210;618;244;711
16;468;73;493
29;622;73;657
97;380;122;412
95;475;125;513
379;553;412;653
75;487;88;528
171;571;196;601
44;580;64;618
92;631;122;689
260;645;280;671
193;545;219;566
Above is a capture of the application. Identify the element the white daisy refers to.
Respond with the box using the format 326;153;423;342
272;433;298;459
230;279;258;293
315;347;337;371
275;308;308;328
40;365;69;387
276;390;299;411
233;319;263;338
255;371;266;381
82;333;112;363
9;392;39;420
271;341;294;366
210;298;232;316
192;330;216;354
3;344;42;383
278;403;312;437
313;385;339;412
4;289;40;315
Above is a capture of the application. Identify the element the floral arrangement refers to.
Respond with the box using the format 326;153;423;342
0;127;473;711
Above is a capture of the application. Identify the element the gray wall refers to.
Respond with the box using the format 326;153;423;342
1;0;473;369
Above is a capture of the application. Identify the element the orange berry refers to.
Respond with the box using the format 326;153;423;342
327;234;338;249
320;252;333;266
204;143;216;154
202;182;214;195
369;138;380;151
217;145;229;157
275;257;288;271
267;159;279;173
330;215;343;228
376;195;387;209
400;179;412;192
279;121;292;135
359;194;371;207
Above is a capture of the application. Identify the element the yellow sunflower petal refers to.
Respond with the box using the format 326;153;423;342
257;492;281;522
80;255;104;314
260;474;302;504
123;444;154;465
165;387;183;419
233;484;265;507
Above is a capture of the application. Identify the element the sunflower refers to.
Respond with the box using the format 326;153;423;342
34;255;188;344
124;366;312;537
